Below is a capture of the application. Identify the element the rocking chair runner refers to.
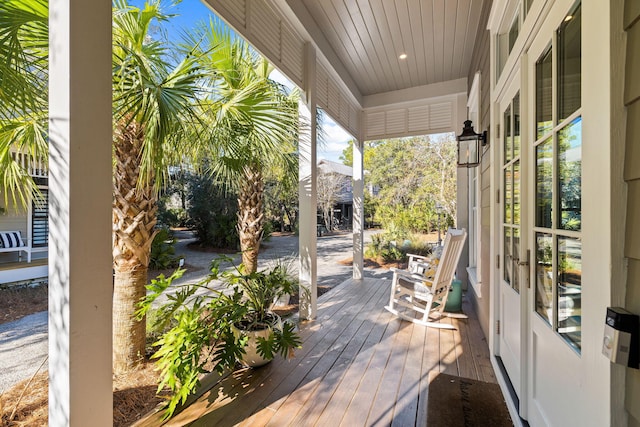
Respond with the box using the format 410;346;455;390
385;229;467;329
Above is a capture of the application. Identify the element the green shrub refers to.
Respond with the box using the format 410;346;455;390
149;228;182;270
158;205;188;228
187;174;239;249
262;219;274;242
366;231;407;263
366;229;434;263
404;232;434;257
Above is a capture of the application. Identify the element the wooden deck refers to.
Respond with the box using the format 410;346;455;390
164;276;497;426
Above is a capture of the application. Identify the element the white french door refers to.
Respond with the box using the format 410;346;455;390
497;77;527;405
526;1;583;425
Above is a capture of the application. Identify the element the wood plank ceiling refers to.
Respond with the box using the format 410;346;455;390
299;0;485;97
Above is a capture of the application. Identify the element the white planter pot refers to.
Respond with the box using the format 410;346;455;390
232;314;282;368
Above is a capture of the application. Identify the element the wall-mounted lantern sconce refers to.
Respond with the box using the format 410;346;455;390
456;120;488;168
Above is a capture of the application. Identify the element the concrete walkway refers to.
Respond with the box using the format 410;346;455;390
0;311;48;393
0;230;382;393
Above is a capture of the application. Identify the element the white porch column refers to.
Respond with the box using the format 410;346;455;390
49;1;113;425
298;43;318;319
352;138;364;280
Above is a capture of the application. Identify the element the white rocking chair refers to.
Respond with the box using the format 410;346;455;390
385;229;467;329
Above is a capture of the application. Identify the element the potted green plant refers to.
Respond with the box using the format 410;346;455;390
137;255;302;418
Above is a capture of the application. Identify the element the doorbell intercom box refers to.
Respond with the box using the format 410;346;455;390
602;307;639;369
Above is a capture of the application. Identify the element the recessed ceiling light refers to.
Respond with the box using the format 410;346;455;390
399;53;407;60
564;15;573;21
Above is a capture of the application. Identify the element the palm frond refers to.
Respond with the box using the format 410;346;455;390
0;0;48;120
112;0;207;191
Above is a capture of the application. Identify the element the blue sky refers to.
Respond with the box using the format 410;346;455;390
130;0;353;163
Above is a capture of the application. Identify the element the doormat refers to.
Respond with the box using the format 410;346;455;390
426;372;513;427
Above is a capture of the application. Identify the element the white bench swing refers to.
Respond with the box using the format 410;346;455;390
0;231;32;263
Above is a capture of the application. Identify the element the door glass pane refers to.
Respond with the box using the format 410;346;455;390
559;117;582;231
497;33;508;80
504;166;512;224
536;138;553;228
509;13;520;52
504;105;512;164
558;4;581;123
504;227;512;284
524;0;534;18
514;160;521;225
513;227;520;293
513;93;521;158
536;47;553;138
558;237;582;350
535;233;553;324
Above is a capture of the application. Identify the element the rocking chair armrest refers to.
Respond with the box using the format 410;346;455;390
407;253;431;263
390;267;433;283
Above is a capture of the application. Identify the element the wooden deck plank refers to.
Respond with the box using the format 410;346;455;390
452;315;480;380
462;297;497;384
287;280;391;426
364;320;414;427
422;321;441;374
334;317;403;425
263;280;390;426
313;283;401;426
165;278;499;427
438;316;458;375
226;280;388;426
391;321;427;427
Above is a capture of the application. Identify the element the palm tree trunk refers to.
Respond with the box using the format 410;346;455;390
113;268;148;373
112;120;158;373
237;165;264;273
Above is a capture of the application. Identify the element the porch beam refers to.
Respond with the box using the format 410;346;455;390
298;43;318;319
48;0;113;425
362;78;468;109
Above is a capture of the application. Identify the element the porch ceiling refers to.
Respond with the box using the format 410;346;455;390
293;0;485;98
204;0;483;138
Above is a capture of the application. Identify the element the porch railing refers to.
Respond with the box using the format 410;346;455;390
10;149;48;178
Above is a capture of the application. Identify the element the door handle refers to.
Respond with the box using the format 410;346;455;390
517;250;531;288
513;250;530;266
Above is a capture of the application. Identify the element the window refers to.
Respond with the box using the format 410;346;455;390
31;185;48;248
496;0;536;82
497;12;520;79
534;2;581;352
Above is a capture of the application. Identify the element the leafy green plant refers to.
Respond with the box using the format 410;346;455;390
157;203;188;228
137;256;302;419
149;228;182;270
366;228;435;264
366;231;407;263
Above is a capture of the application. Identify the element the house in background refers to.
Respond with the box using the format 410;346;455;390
46;1;640;425
0;150;48;285
317;159;353;229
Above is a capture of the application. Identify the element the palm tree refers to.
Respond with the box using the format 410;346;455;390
0;0;48;207
1;0;206;373
111;0;206;373
188;21;300;273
